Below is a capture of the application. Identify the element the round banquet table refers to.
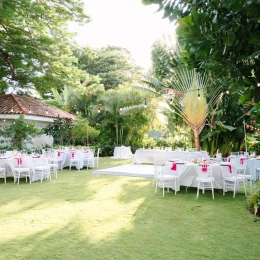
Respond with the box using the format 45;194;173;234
113;146;132;159
134;149;209;164
163;161;227;191
52;150;94;169
0;156;50;182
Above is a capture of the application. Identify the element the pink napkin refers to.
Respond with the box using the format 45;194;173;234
228;164;232;173
227;157;230;162
72;152;75;158
84;150;89;153
171;163;177;171
240;158;244;164
202;165;207;172
58;151;61;156
17;158;23;165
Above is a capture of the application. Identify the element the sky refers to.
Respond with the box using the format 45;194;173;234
69;0;176;70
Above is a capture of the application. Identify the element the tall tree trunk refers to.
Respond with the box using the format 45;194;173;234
86;121;89;147
116;123;118;145
193;129;200;151
60;135;63;147
115;113;118;145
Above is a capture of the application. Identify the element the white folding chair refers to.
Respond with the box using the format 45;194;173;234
83;150;95;169
93;148;100;168
11;158;32;185
220;164;246;198
237;158;253;194
0;167;6;184
48;151;63;170
155;159;178;197
196;163;214;199
69;152;81;171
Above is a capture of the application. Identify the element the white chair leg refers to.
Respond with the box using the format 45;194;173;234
196;182;200;199
233;182;236;198
162;181;165;197
211;182;214;199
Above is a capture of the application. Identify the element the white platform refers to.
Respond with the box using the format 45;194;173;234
92;164;154;178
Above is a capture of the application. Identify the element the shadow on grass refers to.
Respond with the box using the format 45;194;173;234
0;157;259;259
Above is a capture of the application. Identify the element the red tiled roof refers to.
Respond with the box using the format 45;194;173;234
0;94;76;119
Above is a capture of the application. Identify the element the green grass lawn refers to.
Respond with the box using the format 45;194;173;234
0;157;259;260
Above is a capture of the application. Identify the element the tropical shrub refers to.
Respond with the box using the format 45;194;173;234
247;189;260;215
70;122;100;146
142;138;157;149
0;115;42;150
100;144;114;157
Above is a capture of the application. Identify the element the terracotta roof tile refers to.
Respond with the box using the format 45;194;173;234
0;94;76;119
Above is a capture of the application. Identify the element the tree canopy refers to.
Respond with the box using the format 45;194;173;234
77;46;142;90
142;0;260;108
0;0;90;95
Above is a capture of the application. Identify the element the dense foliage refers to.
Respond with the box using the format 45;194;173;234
142;0;260;154
143;0;260;123
0;0;89;95
77;46;142;90
97;85;152;147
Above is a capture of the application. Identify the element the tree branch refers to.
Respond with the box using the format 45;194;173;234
0;48;16;80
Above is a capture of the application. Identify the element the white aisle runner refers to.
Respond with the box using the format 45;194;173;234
92;164;154;178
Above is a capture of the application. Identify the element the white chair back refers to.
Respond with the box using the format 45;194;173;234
220;164;236;178
14;157;29;168
216;153;222;162
154;158;164;177
198;162;212;178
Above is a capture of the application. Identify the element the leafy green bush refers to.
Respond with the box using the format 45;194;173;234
100;144;114;157
0;115;43;150
142;138;157;149
247;189;260;215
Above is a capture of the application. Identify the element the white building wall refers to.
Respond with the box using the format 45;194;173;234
27;134;53;149
0;114;54;149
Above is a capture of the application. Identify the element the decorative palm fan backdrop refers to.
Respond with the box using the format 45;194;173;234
170;67;222;149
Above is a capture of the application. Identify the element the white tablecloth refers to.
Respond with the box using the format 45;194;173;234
163;162;226;191
134;149;209;164
0;158;12;176
113;146;132;159
245;158;260;181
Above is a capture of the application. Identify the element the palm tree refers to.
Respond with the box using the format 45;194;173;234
45;86;76;111
143;67;222;150
98;85;151;145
